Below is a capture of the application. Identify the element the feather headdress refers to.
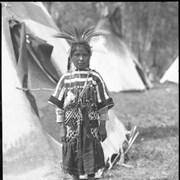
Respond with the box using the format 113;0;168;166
54;25;109;46
54;25;109;71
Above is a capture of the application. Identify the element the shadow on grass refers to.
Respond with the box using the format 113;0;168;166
135;125;179;143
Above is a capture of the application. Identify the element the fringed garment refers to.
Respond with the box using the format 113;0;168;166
48;69;114;175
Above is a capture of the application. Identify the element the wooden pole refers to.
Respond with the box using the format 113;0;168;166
16;87;54;91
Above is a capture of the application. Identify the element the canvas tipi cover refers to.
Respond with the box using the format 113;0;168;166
90;18;153;92
160;56;179;84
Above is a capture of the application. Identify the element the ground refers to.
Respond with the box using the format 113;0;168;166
102;81;179;180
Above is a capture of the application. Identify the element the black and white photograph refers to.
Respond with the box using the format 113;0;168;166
2;2;179;180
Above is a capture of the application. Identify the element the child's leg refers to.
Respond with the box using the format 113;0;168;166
87;174;95;180
72;175;80;180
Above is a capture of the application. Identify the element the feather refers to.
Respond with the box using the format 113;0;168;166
53;25;109;45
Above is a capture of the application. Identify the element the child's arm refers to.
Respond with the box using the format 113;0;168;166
56;108;66;142
98;107;109;142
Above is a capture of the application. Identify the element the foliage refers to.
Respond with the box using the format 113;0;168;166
115;2;178;80
43;2;99;29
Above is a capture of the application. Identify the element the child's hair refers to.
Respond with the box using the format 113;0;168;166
67;57;71;71
69;42;92;57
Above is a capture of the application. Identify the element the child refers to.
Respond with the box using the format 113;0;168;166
48;26;114;180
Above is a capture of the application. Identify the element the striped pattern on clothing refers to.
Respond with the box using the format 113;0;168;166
48;69;114;111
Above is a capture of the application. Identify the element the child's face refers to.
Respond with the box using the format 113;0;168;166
71;46;91;70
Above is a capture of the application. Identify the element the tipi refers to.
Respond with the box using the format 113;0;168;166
160;56;179;84
90;17;153;92
2;2;67;180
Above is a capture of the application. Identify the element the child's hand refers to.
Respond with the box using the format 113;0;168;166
99;128;107;142
59;123;67;142
99;121;107;142
60;129;66;142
